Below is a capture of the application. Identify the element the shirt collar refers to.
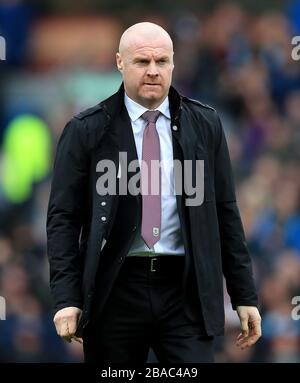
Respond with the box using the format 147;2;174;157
124;93;171;122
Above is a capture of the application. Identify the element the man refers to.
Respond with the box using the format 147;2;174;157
47;22;261;363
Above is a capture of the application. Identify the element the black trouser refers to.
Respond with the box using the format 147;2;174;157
83;256;214;363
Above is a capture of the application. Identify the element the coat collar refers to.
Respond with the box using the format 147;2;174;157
100;82;183;125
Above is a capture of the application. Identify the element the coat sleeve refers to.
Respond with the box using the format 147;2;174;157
213;112;258;310
46;117;89;313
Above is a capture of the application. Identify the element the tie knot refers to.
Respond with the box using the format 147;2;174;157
142;110;160;124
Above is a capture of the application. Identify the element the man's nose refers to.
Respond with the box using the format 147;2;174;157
146;61;159;76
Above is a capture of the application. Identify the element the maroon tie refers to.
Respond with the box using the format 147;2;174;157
141;110;161;248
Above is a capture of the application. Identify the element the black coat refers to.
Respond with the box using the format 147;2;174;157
46;84;258;336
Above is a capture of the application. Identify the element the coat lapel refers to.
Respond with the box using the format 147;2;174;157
117;103;142;210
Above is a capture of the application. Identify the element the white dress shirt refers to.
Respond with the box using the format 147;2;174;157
124;94;185;256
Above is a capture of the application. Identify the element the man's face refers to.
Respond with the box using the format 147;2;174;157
116;39;174;109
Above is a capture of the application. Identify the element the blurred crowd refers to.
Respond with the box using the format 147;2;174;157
0;0;300;362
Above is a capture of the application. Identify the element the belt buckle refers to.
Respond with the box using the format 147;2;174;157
150;257;157;272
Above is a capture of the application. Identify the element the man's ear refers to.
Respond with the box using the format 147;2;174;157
116;53;123;72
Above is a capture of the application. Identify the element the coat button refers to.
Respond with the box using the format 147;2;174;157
132;226;137;232
101;216;107;222
172;125;178;131
119;256;124;263
101;201;106;206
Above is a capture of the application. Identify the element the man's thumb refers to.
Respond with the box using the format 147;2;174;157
240;317;249;336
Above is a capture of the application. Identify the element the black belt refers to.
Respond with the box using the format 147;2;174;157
123;255;185;274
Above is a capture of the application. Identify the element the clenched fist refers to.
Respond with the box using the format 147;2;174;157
53;306;83;344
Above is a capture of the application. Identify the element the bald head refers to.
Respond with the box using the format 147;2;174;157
118;22;173;56
116;22;174;109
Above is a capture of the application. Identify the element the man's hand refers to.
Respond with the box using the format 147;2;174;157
236;306;261;350
53;306;83;344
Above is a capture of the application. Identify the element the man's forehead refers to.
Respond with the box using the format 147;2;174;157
127;39;172;56
123;34;172;51
132;45;172;56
